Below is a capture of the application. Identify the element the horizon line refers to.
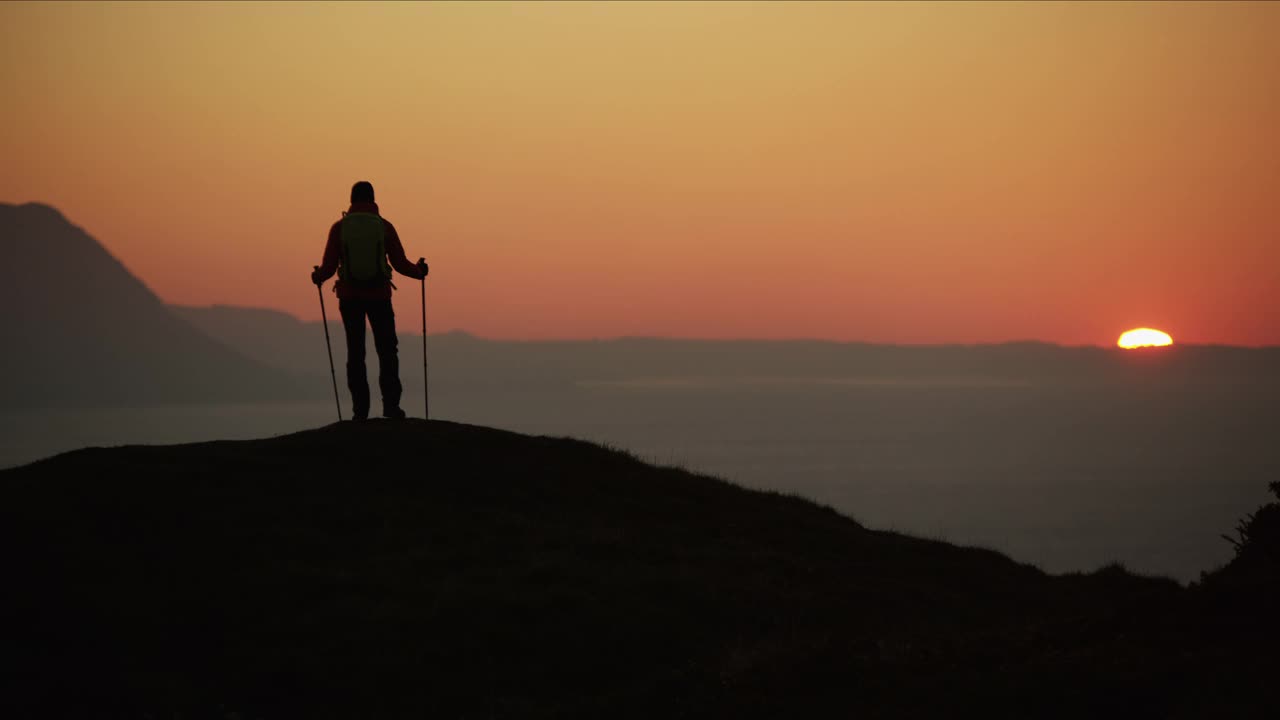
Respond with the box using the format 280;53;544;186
168;304;1278;351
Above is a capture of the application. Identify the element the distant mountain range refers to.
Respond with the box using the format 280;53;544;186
0;203;308;407
173;304;1280;390
3;201;1276;409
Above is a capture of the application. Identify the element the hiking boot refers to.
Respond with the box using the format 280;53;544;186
383;406;406;420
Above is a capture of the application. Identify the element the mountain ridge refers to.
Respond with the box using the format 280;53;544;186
0;202;309;407
171;302;1280;388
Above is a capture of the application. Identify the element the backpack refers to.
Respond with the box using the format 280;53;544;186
338;212;392;286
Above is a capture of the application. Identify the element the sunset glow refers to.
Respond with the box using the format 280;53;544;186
2;2;1279;345
1118;328;1174;349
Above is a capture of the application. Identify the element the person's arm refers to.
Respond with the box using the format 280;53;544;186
384;220;427;279
312;223;341;283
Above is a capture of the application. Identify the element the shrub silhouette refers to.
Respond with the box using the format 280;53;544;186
1221;481;1280;567
1205;481;1280;618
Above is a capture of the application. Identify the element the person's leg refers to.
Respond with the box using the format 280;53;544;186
339;299;371;420
368;299;403;416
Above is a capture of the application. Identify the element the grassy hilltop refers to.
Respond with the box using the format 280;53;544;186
1;420;1274;718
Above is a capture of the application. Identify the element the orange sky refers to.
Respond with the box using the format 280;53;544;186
2;1;1277;345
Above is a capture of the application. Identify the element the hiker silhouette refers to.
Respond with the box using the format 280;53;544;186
311;181;428;420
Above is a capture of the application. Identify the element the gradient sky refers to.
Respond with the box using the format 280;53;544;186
3;1;1277;345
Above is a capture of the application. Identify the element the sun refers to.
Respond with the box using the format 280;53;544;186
1117;328;1173;349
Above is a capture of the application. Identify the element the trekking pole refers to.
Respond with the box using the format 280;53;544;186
314;267;342;422
419;258;429;420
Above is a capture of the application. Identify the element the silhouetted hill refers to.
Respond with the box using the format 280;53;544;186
2;421;1273;717
0;203;307;407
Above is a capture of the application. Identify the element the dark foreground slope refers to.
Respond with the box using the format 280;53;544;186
1;421;1273;718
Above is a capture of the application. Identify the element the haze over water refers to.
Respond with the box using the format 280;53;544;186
5;367;1273;584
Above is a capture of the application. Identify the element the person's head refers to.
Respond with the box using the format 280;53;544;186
350;181;375;204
